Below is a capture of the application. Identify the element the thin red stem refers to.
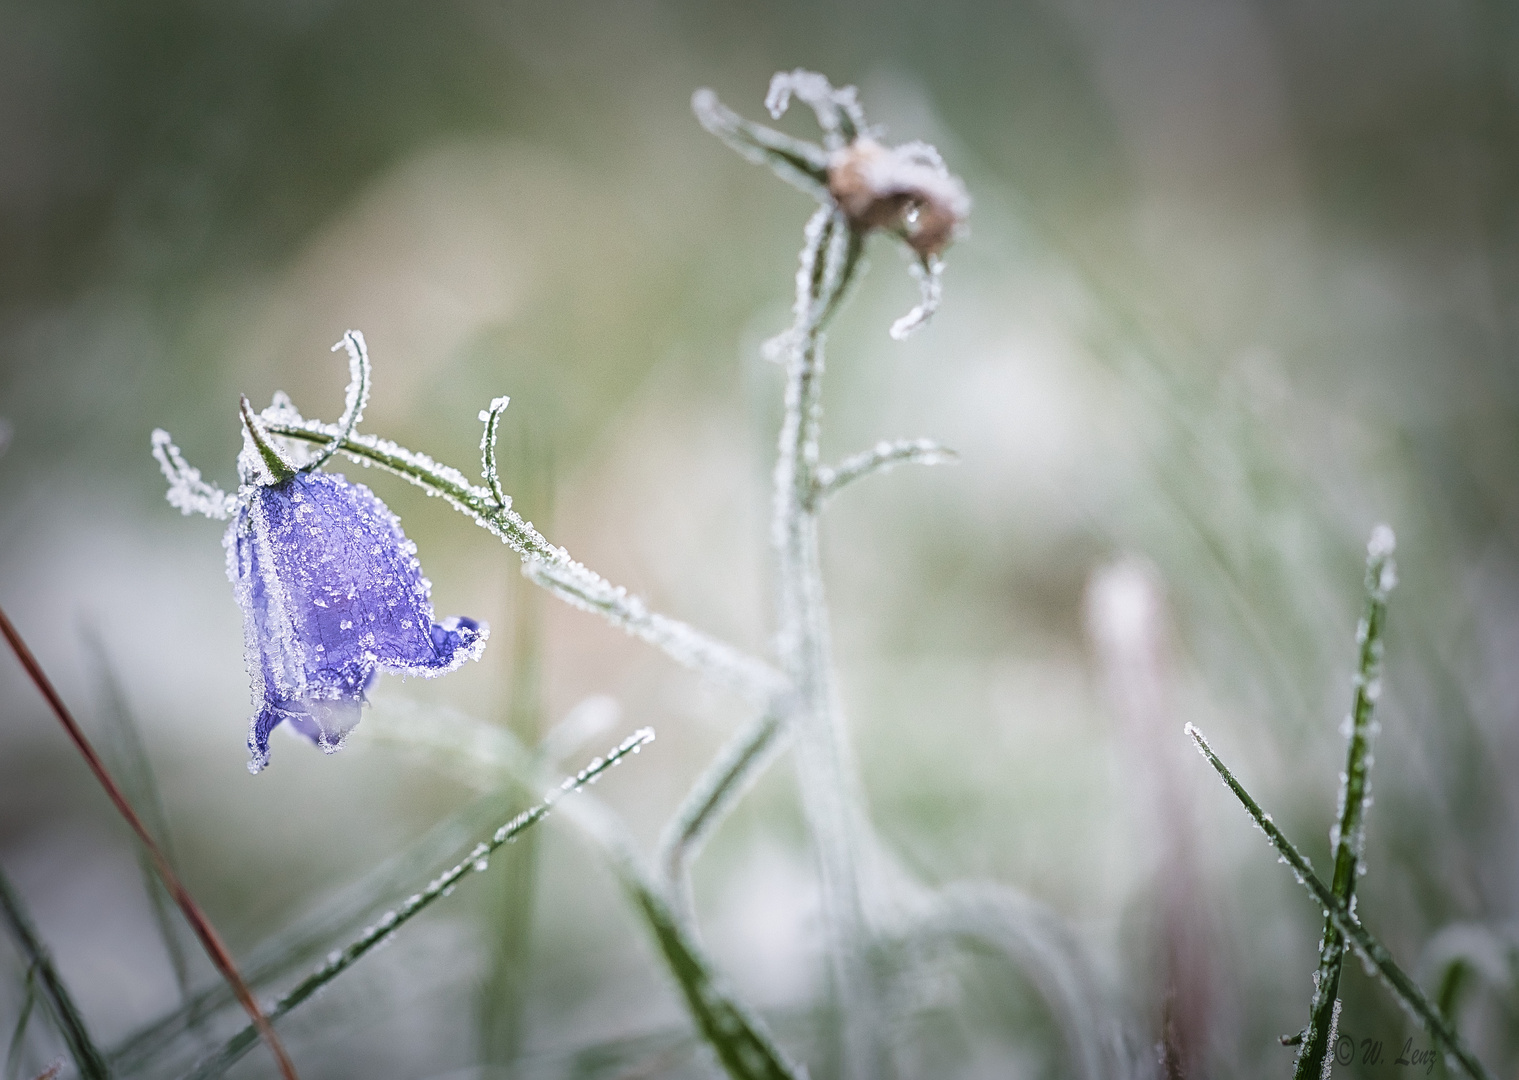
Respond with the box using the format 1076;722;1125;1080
0;604;300;1080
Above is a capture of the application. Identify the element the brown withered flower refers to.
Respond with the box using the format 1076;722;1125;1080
694;69;969;336
827;137;969;258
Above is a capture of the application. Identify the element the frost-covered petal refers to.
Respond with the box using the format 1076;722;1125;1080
227;470;487;772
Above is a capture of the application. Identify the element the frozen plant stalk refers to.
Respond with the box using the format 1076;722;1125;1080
1294;525;1397;1080
696;69;968;1080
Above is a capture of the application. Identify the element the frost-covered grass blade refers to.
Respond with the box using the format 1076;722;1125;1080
176;730;655;1080
1294;525;1397;1079
369;705;804;1080
657;708;786;893
1186;724;1494;1080
108;785;525;1074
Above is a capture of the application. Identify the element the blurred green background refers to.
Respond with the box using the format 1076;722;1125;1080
2;0;1517;1076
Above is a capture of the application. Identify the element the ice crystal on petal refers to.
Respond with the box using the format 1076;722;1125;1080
226;470;487;772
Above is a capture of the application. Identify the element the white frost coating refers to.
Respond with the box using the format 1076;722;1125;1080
1320;998;1342;1080
258;413;787;708
813;437;956;502
524;557;786;706
1367;523;1396;558
477;395;511;509
151;428;238;519
303;330;372;473
765;69;866;146
890;256;944;340
831;140;970;234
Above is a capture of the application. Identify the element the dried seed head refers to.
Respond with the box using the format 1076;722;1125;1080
827;137;969;256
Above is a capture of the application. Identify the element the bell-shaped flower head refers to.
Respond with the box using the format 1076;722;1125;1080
154;332;487;772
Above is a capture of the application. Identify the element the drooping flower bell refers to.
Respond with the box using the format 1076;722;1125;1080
153;332;487;772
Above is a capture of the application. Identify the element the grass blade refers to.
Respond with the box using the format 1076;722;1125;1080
109;784;522;1074
1294;526;1397;1078
623;879;800;1080
374;707;806;1080
78;628;197;1007
0;606;298;1080
1186;724;1495;1080
175;730;655;1080
5;967;38;1080
0;869;109;1080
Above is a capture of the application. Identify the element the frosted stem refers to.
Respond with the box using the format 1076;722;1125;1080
259;417;785;708
301;330;371;474
1186;724;1494;1080
811;438;956;508
477;395;511;509
772;210;883;1079
889;255;944;340
151;429;237;520
1295;525;1397;1080
656;708;789;897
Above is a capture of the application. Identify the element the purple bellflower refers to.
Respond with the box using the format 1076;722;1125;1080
153;332;487;772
